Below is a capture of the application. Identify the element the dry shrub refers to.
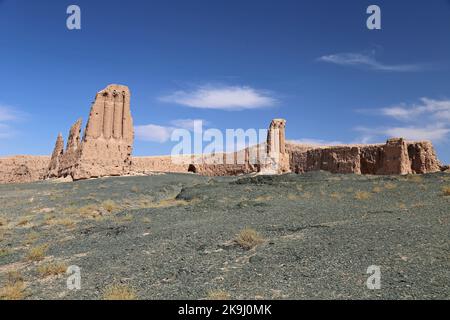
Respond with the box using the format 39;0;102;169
287;194;301;201
141;217;151;224
355;191;371;200
207;290;231;300
23;232;39;245
302;192;312;199
443;186;450;196
78;204;102;218
372;186;383;193
37;261;68;278
102;200;118;213
62;206;79;215
7;271;23;284
253;195;273;202
139;197;194;209
115;214;134;223
398;203;407;210
0;281;26;300
103;284;137;300
26;244;48;261
46;218;77;228
0;271;26;300
330;192;342;200
407;175;423;183
0;248;11;257
236;228;264;250
384;183;397;190
17;218;30;226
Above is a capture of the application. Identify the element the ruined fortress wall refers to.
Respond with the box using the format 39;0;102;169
131;149;261;177
287;138;442;175
0;83;444;185
131;156;190;174
0;156;50;184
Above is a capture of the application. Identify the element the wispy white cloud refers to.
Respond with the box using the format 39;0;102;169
0;105;21;122
135;119;208;143
0;124;14;139
356;125;450;142
379;98;450;121
159;85;277;110
355;97;450;143
318;52;423;72
135;124;174;143
0;104;24;139
169;119;208;133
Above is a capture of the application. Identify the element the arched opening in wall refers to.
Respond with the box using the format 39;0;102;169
188;164;197;173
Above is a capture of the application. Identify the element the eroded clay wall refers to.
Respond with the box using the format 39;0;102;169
0;156;50;184
287;139;442;175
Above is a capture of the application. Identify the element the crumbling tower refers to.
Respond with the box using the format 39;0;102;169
262;119;290;174
46;84;134;180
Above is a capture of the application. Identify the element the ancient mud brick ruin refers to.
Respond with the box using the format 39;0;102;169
46;84;134;180
0;83;446;184
286;138;442;175
262;119;290;174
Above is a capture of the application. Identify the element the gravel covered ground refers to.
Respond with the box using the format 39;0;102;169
0;172;449;300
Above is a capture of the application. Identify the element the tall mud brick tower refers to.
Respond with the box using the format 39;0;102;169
263;119;290;174
47;84;134;180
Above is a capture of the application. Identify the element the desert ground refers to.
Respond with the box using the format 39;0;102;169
0;171;449;300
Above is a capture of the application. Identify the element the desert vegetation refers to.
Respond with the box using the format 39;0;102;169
443;186;450;196
37;261;68;278
207;290;231;300
103;284;137;300
26;244;48;261
355;191;371;200
236;228;264;250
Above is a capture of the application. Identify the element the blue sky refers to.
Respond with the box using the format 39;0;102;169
0;0;449;163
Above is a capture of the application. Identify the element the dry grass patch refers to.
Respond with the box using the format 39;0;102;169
141;217;151;223
102;200;119;213
287;193;301;201
0;280;26;300
0;248;11;257
302;192;312;199
26;244;48;261
236;228;264;250
406;175;423;183
398;203;407;210
103;284;137;300
384;183;397;190
7;271;24;284
372;186;383;193
78;204;102;218
139;197;195;209
207;290;231;300
442;186;450;196
23;232;39;245
253;195;273;202
115;214;134;223
330;192;342;200
0;217;7;227
37;261;68;278
17;218;31;227
46;217;77;228
355;191;371;200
